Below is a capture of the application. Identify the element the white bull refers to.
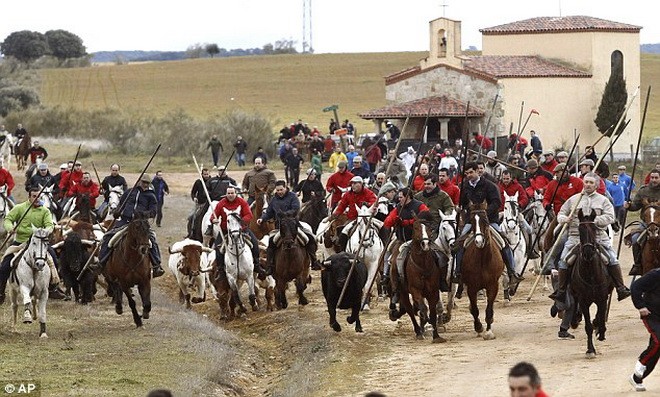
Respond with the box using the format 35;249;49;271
168;238;213;309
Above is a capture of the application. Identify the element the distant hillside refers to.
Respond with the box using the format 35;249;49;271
642;43;660;54
91;48;265;63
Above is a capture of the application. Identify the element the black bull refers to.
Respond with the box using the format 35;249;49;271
321;252;367;333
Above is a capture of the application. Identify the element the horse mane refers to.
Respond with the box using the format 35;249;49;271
416;210;434;225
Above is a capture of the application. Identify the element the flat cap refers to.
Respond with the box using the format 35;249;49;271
553;163;567;172
337;161;348;169
526;159;538;168
487;150;497;159
350;176;363;184
579;159;595;167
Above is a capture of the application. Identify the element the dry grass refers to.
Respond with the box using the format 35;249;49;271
40;52;426;135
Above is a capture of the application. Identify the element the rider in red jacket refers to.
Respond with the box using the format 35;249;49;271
325;161;354;208
67;172;100;209
542;163;584;214
499;173;529;211
524;159;553;198
0;167;15;198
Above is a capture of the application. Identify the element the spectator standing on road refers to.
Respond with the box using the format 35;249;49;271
207;135;224;169
328;147;347;172
233;136;248;167
311;150;323;176
151;170;169;227
284;147;304;187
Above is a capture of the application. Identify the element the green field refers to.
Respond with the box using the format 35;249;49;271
40;52;426;135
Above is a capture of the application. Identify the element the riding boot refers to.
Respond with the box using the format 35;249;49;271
453;248;464;283
502;246;524;283
525;231;540;259
0;255;13;305
548;268;568;303
608;264;631;301
148;235;165;278
305;238;321;270
629;243;643;276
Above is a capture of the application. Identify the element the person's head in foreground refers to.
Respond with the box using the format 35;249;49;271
508;361;545;397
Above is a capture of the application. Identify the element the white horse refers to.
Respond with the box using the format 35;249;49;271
201;200;220;246
38;185;59;223
529;191;551;289
223;207;258;314
346;205;383;311
435;209;457;322
8;227;51;338
102;185;124;222
0;185;12;240
0;135;15;168
500;192;527;302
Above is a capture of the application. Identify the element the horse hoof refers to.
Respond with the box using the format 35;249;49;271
116;307;123;315
355;327;363;333
299;296;308;306
503;299;511;307
251;304;259;312
416;334;425;340
362;304;370;312
346;315;355;324
39;333;48;339
331;323;341;332
586;352;597;359
432;336;447;344
483;330;496;340
143;312;150;320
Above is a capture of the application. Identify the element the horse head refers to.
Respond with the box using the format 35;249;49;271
413;211;434;251
28;226;51;271
438;209;457;251
577;208;598;261
469;201;489;249
108;186;124;211
277;210;298;249
127;212;151;255
503;192;520;232
223;208;245;249
641;199;660;240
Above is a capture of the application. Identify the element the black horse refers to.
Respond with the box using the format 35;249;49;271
570;209;613;358
298;194;328;234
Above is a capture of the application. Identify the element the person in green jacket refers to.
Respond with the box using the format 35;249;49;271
311;149;323;176
0;187;65;304
414;174;455;238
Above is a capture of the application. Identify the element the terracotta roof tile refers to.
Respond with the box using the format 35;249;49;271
359;96;485;119
463;55;591;78
480;16;641;35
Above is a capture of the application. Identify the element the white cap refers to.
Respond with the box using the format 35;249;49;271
350;176;364;184
487;150;497;159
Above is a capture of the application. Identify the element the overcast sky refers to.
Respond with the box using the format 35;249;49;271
1;0;655;54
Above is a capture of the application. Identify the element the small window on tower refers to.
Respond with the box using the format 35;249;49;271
438;30;447;58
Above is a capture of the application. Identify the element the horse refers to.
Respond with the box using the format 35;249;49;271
529;191;552;289
39;185;61;223
273;210;310;309
200;200;219;247
8;227;51;338
345;204;383;311
0;134;14;168
397;212;447;343
639;199;660;274
100;185;124;223
434;208;457;322
102;215;153;327
570;209;613;358
0;184;12;240
298;194;328;234
249;187;274;240
462;202;505;340
500;192;526;301
222;207;258;314
14;132;31;171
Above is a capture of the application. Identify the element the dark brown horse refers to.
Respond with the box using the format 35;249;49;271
15;132;31;171
398;212;447;343
640;199;660;275
462;202;505;340
103;216;153;327
273;210;310;309
249;187;274;239
571;209;613;358
298;194;328;234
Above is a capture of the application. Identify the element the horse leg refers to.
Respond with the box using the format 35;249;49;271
467;287;483;336
124;286;143;328
113;282;123;315
361;255;379;311
37;290;48;338
502;271;511;304
581;301;596;358
295;276;308;306
139;282;152;320
227;274;247;314
595;299;608;341
483;284;498;340
247;273;259;312
20;282;33;324
401;289;423;339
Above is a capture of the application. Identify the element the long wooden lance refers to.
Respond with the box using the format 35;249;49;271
526;86;640;300
77;144;162;281
359;110;433;309
514;133;580;297
477;94;499;155
508;109;539;159
605;85;652;320
467;149;527;173
192;153;228;247
337;113;412;310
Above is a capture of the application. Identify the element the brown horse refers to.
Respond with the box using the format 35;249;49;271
14;132;31;171
323;213;349;252
102;216;153;327
640;199;660;275
462;202;505;340
570;209;613;358
398;212;447;343
273;210;310;309
249;187;274;239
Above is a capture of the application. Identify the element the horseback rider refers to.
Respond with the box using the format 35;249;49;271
414;174;454;235
453;162;522;285
259;180;321;273
242;158;276;205
332;176;378;251
26;163;55;192
0;163;15;202
293;168;325;203
97;174;165;278
189;168;211;239
549;172;631;302
67;172;100;215
625;169;660;276
210;185;263;275
207;166;237;201
28;141;48;164
0;187;66;304
326;161;354;209
59;161;83;212
99;164;128;218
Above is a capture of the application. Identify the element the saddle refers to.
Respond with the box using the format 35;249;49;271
271;228;309;247
624;228;647;247
5;243;28;271
563;244;611;268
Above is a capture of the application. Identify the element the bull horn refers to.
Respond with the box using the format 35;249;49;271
51;241;65;249
323;259;331;267
199;266;213;273
168;246;182;255
80;239;97;246
202;247;213;253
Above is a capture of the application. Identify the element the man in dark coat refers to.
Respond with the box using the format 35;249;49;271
294;169;325;203
151;171;169;227
207;135;224;168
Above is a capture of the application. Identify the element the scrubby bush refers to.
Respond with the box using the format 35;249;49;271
0;86;40;117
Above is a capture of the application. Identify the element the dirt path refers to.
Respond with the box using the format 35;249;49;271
156;172;652;396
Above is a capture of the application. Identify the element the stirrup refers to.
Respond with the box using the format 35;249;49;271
629;265;643;276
